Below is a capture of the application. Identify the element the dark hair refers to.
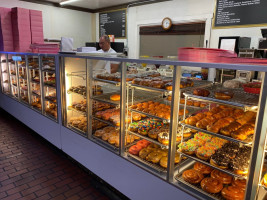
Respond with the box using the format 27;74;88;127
100;35;110;43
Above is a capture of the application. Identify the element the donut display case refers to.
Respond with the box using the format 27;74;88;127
0;52;59;122
2;52;267;200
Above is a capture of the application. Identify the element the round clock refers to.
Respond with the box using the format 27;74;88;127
162;17;172;30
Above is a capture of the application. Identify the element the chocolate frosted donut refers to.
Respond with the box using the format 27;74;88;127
230;146;251;175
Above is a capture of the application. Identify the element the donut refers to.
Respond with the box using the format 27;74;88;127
159;156;168;168
231;179;246;191
94;129;105;137
193;88;210;97
221;186;245;200
108;135;117;144
193;101;200;107
110;94;120;101
103;126;116;132
139;148;152;159
182;169;204;184
158;132;169;145
146;152;163;164
165;82;172;91
137;140;150;148
211;169;232;184
148;129;159;140
128;145;142;155
101;133;110;141
193;162;213;175
201;177;223;193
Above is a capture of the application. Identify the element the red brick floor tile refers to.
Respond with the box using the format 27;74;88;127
0;109;116;200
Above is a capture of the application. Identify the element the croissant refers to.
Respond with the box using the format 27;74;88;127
207;117;235;133
206;107;222;116
213;108;234;120
185;112;206;126
232;109;245;119
220;121;242;136
196;116;217;129
236;111;256;125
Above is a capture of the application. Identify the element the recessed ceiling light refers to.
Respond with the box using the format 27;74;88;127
60;0;80;5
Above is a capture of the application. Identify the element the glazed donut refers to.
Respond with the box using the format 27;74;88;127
94;129;105;137
211;169;232;184
165;82;172;91
108;135;117;144
221;186;245;200
146;152;163;164
193;88;210;97
110;94;120;101
148;129;159;140
137;140;149;148
193;101;200;107
167;95;172;101
103;126;116;132
193;162;213;175
139;148;152;159
231;179;247;191
182;169;204;184
201;177;223;194
129;145;142;155
101;133;110;141
159;156;168;168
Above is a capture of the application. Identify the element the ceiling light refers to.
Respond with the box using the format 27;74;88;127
60;0;80;5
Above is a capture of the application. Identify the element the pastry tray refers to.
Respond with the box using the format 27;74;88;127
92;116;118;127
67;90;86;99
179;151;246;180
183;84;259;110
180;123;253;145
67;124;87;137
175;162;225;200
126;152;181;173
68;107;86;116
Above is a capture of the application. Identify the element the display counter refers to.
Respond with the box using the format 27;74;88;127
1;51;267;200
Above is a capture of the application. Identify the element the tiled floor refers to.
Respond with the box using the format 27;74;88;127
0;109;125;200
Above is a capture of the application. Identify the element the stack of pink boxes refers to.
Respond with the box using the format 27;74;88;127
0;8;14;52
0;7;59;54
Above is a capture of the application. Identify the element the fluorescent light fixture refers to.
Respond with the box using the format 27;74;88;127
60;0;80;5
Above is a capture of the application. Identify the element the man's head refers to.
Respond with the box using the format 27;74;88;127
99;35;111;52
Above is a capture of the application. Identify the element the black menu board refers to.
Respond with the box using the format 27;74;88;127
214;0;267;28
99;9;126;38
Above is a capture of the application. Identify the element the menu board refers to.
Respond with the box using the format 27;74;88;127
99;9;126;38
214;0;267;28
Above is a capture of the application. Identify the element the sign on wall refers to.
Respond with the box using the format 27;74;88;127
99;9;126;38
213;0;267;28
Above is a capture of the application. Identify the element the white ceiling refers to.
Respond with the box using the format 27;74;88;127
44;0;145;10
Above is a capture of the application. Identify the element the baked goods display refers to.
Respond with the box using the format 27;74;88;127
130;101;189;120
68;115;107;132
95;108;143;126
128;141;181;169
93;127;139;148
69;100;114;113
45;103;57;118
179;98;208;107
184;106;256;141
180;162;246;198
68;85;103;96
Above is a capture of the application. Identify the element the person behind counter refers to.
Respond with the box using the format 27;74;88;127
98;35;120;73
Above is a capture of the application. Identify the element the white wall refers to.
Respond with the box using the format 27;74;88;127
0;0;93;48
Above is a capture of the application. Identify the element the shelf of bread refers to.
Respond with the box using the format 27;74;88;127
92;127;139;150
181;106;256;145
175;161;246;200
127;140;183;173
183;84;259;111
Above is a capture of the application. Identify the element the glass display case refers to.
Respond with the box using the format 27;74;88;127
0;52;59;122
60;54;267;200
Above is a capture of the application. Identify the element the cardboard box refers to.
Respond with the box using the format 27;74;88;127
30;9;44;44
11;7;31;52
0;7;14;51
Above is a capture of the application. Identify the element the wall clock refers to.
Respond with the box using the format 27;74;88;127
162;17;172;30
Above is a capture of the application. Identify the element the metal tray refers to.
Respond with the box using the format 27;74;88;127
93;77;120;86
183;84;259;110
92;116;117;127
179;151;246;180
127;152;181;173
175;162;225;200
68;107;86;115
180;123;253;145
67;124;87;136
67;90;86;99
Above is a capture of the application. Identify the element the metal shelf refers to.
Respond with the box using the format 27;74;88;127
183;84;259;111
180;123;253;145
92;135;119;151
42;69;55;73
44;97;57;104
43;83;56;89
28;67;39;70
92;116;117;127
32;91;41;96
130;82;171;94
129;108;169;122
93;77;120;86
127;130;167;148
31;79;40;84
67;124;87;136
179;151;246;180
92;95;119;106
67;90;86;98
